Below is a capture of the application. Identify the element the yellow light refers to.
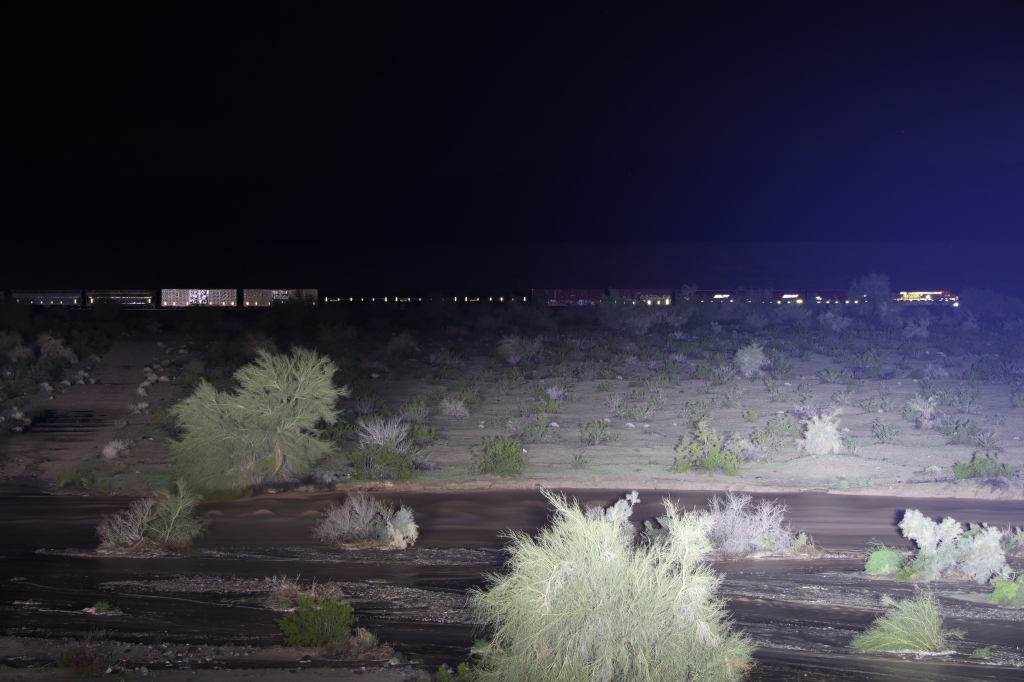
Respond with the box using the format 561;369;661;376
647;300;652;305
796;299;803;304
500;297;504;302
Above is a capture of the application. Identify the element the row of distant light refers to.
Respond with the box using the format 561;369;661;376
324;296;527;303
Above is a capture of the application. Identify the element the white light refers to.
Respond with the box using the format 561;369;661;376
713;294;729;299
782;294;798;299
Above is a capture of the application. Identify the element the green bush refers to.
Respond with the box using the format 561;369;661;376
850;593;963;653
472;436;524;477
871;419;900;445
277;595;357;647
941;418;983;446
673;419;741;476
864;547;901;575
990;575;1024;607
470;491;753;681
348;444;417;482
579;420;611;445
953;453;1013;480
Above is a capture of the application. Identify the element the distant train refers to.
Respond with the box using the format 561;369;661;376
1;287;958;308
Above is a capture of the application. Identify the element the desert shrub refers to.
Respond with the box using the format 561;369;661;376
1010;391;1024;408
864;546;901;575
672;418;741;477
938;387;980;414
470;490;752;681
990;575;1024;606
313;491;382;541
507;411;555;444
472;435;524;477
734;342;769;378
277;594;357;647
941;417;983;446
386;330;418;356
496;335;541;366
850;593;963;653
570;453;589;469
702;492;798;557
145;480;209;548
953;453;1013;480
348;444;416;481
99;439;130;461
871;419;900;444
797;410;844;456
172;348;348;492
903;394;938;428
55;638;107;677
400;398;430;423
97;498;155;551
899;509;1009;584
410;424;435;444
53;467;96;490
763;379;787;402
817;368;853;385
440;396;470;418
357;415;412;453
579;420;611;446
595;381;613;392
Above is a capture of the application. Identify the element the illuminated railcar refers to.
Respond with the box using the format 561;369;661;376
86;290;157;307
10;290;84;306
532;288;604;306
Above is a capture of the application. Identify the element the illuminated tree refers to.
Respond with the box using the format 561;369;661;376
171;348;348;491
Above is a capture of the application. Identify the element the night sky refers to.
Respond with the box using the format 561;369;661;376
7;3;1024;295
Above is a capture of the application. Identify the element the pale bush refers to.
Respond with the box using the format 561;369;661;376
312;492;383;542
357;415;411;453
38;333;78;364
128;402;149;415
136;386;149;397
904;394;938;428
97;498;154;551
704;492;797;557
440;396;469;418
899;510;1009;584
386;330;418;355
544;383;568;401
100;440;130;461
797;410;843;456
733;342;770;379
496;335;541;366
145;481;209;548
470;490;753;681
399;398;429;423
313;492;418;549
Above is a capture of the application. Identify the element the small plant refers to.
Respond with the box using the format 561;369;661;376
91;600;114;613
55;638;106;677
53;467;96;490
871;419;900;445
742;409;757;422
990;575;1024;606
850;593;964;653
277;594;357;647
472;435;524;477
1010;391;1024;408
797;410;844;456
578;420;611;446
942;418;987;446
348;444;416;481
953;453;1013;481
903;393;938;428
864;546;901;575
970;646;992;659
672;418;741;476
440;396;470;418
763;379;787;403
570;453;589;469
734;342;769;378
595;381;613;392
506;411;555;443
400;398;430;423
818;368;853;384
100;439;130;461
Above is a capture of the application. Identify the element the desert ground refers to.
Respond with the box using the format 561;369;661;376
1;301;1022;679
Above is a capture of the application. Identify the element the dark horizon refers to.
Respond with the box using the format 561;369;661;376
6;3;1023;296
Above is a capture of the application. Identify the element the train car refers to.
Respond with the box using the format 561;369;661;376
615;288;672;305
532;288;604;306
86;290;157;307
690;290;738;303
160;289;238;307
10;290;83;306
242;289;318;306
894;290;959;306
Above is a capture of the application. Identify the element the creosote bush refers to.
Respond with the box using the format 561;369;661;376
734;342;769;378
277;594;357;647
472;435;525;477
470;490;752;681
672;418;741;476
850;593;963;653
864;546;902;575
